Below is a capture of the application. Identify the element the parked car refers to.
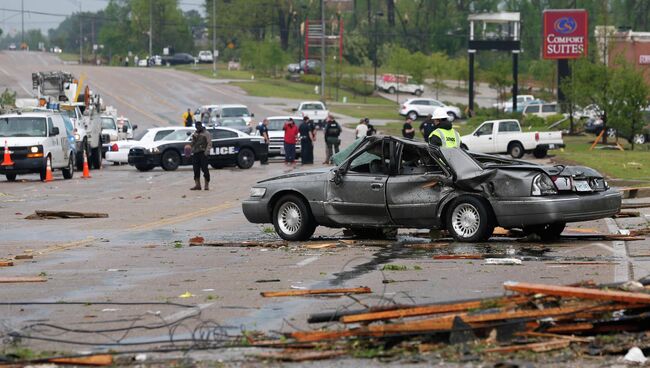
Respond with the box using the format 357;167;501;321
106;126;182;164
460;119;565;158
242;136;621;242
162;53;195;66
128;126;267;171
209;104;254;125
8;43;16;51
494;95;535;111
399;98;461;122
287;59;321;74
522;102;559;119
293;101;329;129
377;74;424;96
137;58;148;67
197;50;214;63
214;117;252;135
505;99;545;113
256;116;303;158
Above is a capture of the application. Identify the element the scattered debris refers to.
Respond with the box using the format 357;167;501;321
254;350;346;362
0;276;47;283
483;339;571;354
614;211;641;218
189;236;204;246
484;258;522;265
624;347;647;364
261;287;371;298
178;291;194;298
255;279;281;283
382;279;428;284
0;260;14;267
48;354;113;366
304;242;338;249
25;210;109;219
434;254;483;260
14;254;33;260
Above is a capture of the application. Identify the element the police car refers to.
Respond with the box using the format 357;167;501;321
127;126;268;171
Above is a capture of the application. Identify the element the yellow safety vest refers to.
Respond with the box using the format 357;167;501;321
429;128;461;148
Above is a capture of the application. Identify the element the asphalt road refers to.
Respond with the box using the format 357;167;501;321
1;51;649;364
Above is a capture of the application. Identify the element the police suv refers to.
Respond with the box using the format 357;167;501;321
0;110;76;181
127;126;268;172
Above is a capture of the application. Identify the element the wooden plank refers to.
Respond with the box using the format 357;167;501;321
254;350;346;362
504;281;650;304
545;322;594;334
48;354;113;366
261;287;371;298
14;254;33;260
0;276;47;283
0;261;14;267
613;211;641;218
483;339;571;354
26;210;109;219
516;331;592;343
340;295;527;324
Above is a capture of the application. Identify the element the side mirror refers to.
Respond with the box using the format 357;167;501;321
122;125;128;133
132;124;138;130
328;169;343;185
474;131;481;136
251;113;254;117
50;127;60;136
291;108;297;112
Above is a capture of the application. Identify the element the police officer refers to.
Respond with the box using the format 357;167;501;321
419;114;435;143
190;121;213;191
428;108;461;148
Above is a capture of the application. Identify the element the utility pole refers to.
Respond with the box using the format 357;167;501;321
79;1;83;64
149;0;153;58
21;0;24;46
212;0;216;76
320;0;325;101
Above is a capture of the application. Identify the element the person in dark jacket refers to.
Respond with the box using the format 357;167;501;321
365;117;376;136
402;118;415;139
299;116;315;164
189;121;213;191
419;114;435;143
323;114;341;164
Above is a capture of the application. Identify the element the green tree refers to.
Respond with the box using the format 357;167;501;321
429;52;450;99
609;62;650;150
0;88;16;107
241;39;288;77
486;61;513;110
386;45;428;84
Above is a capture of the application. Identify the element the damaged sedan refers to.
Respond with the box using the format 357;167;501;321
242;136;621;242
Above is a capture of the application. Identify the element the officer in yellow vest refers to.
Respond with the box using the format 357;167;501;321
428;107;461;148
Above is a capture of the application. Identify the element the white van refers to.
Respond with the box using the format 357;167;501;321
0;111;75;181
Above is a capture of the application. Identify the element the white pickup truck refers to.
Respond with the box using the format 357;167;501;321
460;119;564;159
293;101;328;129
377;74;424;96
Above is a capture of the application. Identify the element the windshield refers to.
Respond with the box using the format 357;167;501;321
221;107;250;117
101;117;116;130
219;118;246;127
0;117;48;137
162;129;191;141
300;104;323;111
268;119;288;131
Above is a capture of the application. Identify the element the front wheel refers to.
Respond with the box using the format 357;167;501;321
533;147;548;159
414;89;423;97
523;222;566;242
5;173;16;182
633;134;646;145
407;111;418;120
447;112;456;122
272;194;316;241
508;142;524;159
62;156;74;179
388;87;396;94
161;150;181;171
446;196;494;242
236;148;255;169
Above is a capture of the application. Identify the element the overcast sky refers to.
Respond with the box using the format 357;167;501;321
0;0;203;35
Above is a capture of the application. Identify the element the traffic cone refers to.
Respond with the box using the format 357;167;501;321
82;150;91;179
44;158;53;182
1;140;14;166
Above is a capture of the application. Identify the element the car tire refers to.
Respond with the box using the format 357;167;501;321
524;222;566;242
606;128;617;139
414;89;423;97
447;112;456;122
62;156;74;179
633;134;646;145
272;194;316;241
388;87;396;94
407;111;418;120
446;196;494;243
91;145;102;169
40;156;51;181
460;143;468;150
236;148;255;169
508;142;524;159
5;173;16;182
135;164;155;172
161;150;181;171
533;147;548;159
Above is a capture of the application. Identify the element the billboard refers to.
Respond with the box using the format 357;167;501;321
543;10;588;59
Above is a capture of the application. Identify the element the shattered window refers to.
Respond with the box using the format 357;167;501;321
348;140;384;174
399;144;442;175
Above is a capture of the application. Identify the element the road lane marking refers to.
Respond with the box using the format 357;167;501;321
129;201;235;232
296;256;319;267
37;237;97;257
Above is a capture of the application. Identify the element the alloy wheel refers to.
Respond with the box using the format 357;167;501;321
451;203;480;238
277;202;302;236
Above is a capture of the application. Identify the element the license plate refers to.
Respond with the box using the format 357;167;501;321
574;180;592;192
548;144;556;149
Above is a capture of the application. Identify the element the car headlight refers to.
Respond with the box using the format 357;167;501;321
532;174;558;196
29;146;40;153
74;133;81;140
148;147;160;153
250;187;266;198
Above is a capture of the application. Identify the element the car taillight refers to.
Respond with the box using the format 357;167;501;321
401;105;406;110
535;132;539;141
111;144;118;152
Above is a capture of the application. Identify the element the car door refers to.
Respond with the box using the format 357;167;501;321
468;122;495;152
386;143;450;227
208;128;240;166
494;120;520;152
324;139;392;226
47;117;65;165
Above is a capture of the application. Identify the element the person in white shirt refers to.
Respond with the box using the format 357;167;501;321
355;118;368;139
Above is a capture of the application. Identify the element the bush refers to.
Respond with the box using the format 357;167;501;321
522;115;545;129
340;78;374;96
545;114;566;126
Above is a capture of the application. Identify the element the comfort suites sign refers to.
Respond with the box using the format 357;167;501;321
543;9;588;59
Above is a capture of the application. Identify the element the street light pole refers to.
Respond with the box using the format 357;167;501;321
79;1;82;64
148;0;152;59
320;0;325;101
212;0;216;76
373;12;383;91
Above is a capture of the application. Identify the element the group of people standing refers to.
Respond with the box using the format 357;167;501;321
277;115;342;168
402;108;460;148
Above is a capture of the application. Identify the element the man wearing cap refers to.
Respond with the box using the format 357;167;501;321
428;107;461;148
189;120;213;190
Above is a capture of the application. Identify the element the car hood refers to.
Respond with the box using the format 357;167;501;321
257;167;331;184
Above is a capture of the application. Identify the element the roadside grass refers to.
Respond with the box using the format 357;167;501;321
330;103;398;120
58;53;80;62
174;64;252;80
231;78;393;105
555;135;650;181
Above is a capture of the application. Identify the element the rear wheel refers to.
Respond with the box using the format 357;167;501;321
414;89;423;97
62;156;74;179
5;173;16;182
135;164;154;172
272;194;316;241
407;111;418;120
533;147;548;159
446;196;494;242
447;112;456;122
237;148;255;169
633;134;646;145
161;150;181;171
508;142;524;159
388;87;396;94
523;222;566;242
